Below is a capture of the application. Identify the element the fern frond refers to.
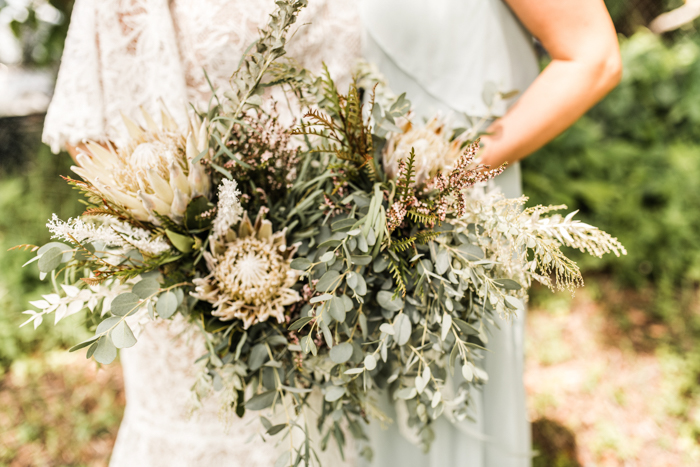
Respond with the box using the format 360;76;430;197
8;244;39;252
387;256;407;297
390;236;416;253
397;149;417;200
82;207;122;218
407;209;437;226
415;230;444;244
81;277;104;286
321;63;342;117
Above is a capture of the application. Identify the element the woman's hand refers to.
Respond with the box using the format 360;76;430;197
478;0;622;169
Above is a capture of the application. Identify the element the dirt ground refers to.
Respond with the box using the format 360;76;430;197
525;287;700;467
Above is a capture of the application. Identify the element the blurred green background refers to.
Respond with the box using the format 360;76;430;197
2;0;700;465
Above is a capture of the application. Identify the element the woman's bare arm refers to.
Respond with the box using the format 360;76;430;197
65;143;86;162
478;0;622;168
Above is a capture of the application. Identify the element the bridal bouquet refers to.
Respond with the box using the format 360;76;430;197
13;0;625;464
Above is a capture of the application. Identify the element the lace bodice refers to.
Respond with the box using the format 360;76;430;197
42;0;361;152
43;1;362;465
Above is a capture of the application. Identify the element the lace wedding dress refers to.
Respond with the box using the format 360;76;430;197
43;1;361;466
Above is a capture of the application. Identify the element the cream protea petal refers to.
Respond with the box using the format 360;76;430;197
140;106;159;131
171;188;189;219
71;109;211;224
168;160;191;196
147;169;174;204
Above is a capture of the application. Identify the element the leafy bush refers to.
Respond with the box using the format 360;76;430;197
0;125;86;371
522;30;700;322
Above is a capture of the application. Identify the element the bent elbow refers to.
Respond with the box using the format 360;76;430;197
594;47;623;94
604;50;623;90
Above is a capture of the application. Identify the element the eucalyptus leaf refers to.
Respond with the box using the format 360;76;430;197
249;343;269;371
111;293;141;317
316;270;340;292
350;255;372;266
38;246;64;273
456;243;484;261
320;320;333;348
289;316;313;331
377;291;404;312
111;321;137;349
341;294;353;312
329;342;353;364
38;242;73;262
435;248;451;275
290;257;312;271
346;272;358;289
94;337;117;364
373;255;389;273
156;292;178;318
493;279;522;291
68;337;98;353
349;273;367;296
246;390;276;410
132;278;160;299
266;424;287;436
95;316;121;335
300;335;317;356
329;296;346;322
504;295;524;311
324;385;346;402
394;314;412;346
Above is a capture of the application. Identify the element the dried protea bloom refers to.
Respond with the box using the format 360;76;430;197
192;212;300;329
383;116;464;185
71;108;211;224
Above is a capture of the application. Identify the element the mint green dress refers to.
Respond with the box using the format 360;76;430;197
359;1;539;466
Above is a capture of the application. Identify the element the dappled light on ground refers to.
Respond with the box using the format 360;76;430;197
0;352;124;466
525;286;700;466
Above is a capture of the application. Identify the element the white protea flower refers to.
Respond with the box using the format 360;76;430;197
72;107;211;224
192;212;300;329
383;116;465;185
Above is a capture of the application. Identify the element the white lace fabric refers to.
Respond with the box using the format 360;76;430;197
42;0;361;152
43;1;362;465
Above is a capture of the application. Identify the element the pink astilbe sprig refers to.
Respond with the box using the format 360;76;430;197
439;139;506;217
387;139;506;232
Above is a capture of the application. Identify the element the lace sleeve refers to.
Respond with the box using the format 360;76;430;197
42;0;105;153
43;0;190;152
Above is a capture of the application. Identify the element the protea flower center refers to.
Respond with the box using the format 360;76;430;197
214;237;288;306
129;141;173;170
192;213;301;329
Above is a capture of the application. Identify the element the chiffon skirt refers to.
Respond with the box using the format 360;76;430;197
360;32;533;467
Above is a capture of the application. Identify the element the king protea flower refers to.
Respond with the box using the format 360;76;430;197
192;212;300;329
72;108;211;224
383;116;465;185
